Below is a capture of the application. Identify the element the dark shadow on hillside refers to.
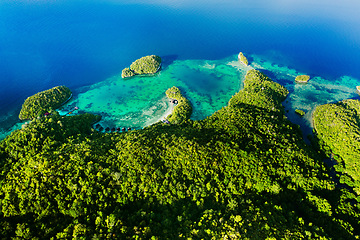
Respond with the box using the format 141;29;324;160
112;186;357;239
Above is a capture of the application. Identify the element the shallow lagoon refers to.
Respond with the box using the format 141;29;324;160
1;52;359;140
58;55;249;131
54;53;360;138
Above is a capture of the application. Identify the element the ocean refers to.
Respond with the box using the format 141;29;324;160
1;0;360;139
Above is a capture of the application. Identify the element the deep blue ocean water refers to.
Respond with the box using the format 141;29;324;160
1;0;360;138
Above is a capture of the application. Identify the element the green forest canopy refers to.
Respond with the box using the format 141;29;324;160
0;69;359;239
18;86;72;120
122;55;162;78
313;99;360;195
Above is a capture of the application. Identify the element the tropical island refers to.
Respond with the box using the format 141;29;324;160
238;52;249;66
295;74;311;83
295;109;305;116
122;55;162;78
18;85;72;120
0;69;359;239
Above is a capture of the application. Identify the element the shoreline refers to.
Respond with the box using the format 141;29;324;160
144;99;174;127
160;100;174;120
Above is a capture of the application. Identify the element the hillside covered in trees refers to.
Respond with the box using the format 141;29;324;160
18;86;72;120
0;69;359;239
313;99;360;195
122;55;162;78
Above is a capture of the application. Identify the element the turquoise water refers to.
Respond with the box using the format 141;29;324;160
1;53;359;139
1;0;360;139
57;56;249;131
250;53;360;137
52;54;360;136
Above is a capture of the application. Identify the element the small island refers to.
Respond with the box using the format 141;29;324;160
295;75;310;83
356;86;360;94
295;109;305;116
238;52;249;66
122;55;162;78
19;86;72;120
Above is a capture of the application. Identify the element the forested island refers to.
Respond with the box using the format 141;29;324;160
238;52;249;66
18;86;72;120
295;109;305;116
0;69;359;239
295;75;311;83
122;55;162;78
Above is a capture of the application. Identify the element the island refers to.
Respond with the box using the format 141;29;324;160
356;85;360;93
121;55;162;78
1;69;359;239
295;109;305;116
238;52;249;66
295;74;310;83
18;85;72;120
313;99;360;194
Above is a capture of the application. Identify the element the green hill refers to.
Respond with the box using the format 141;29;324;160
1;70;359;239
122;55;162;78
313;99;360;194
19;86;72;120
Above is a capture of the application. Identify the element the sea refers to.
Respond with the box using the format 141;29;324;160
1;0;360;140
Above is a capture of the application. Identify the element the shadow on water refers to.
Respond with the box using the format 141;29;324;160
348;95;360;101
161;54;179;69
257;69;278;79
246;55;255;65
255;69;296;93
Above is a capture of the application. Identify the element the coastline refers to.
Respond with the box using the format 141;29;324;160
144;98;174;127
160;100;174;120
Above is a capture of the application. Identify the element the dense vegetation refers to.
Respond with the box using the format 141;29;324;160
295;75;310;83
295;109;306;116
165;86;192;124
1;70;359;239
122;55;162;78
238;52;249;66
121;68;136;78
19;86;72;120
313;99;360;195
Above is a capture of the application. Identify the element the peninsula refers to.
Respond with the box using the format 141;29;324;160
19;85;72;120
122;55;162;78
165;86;192;124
